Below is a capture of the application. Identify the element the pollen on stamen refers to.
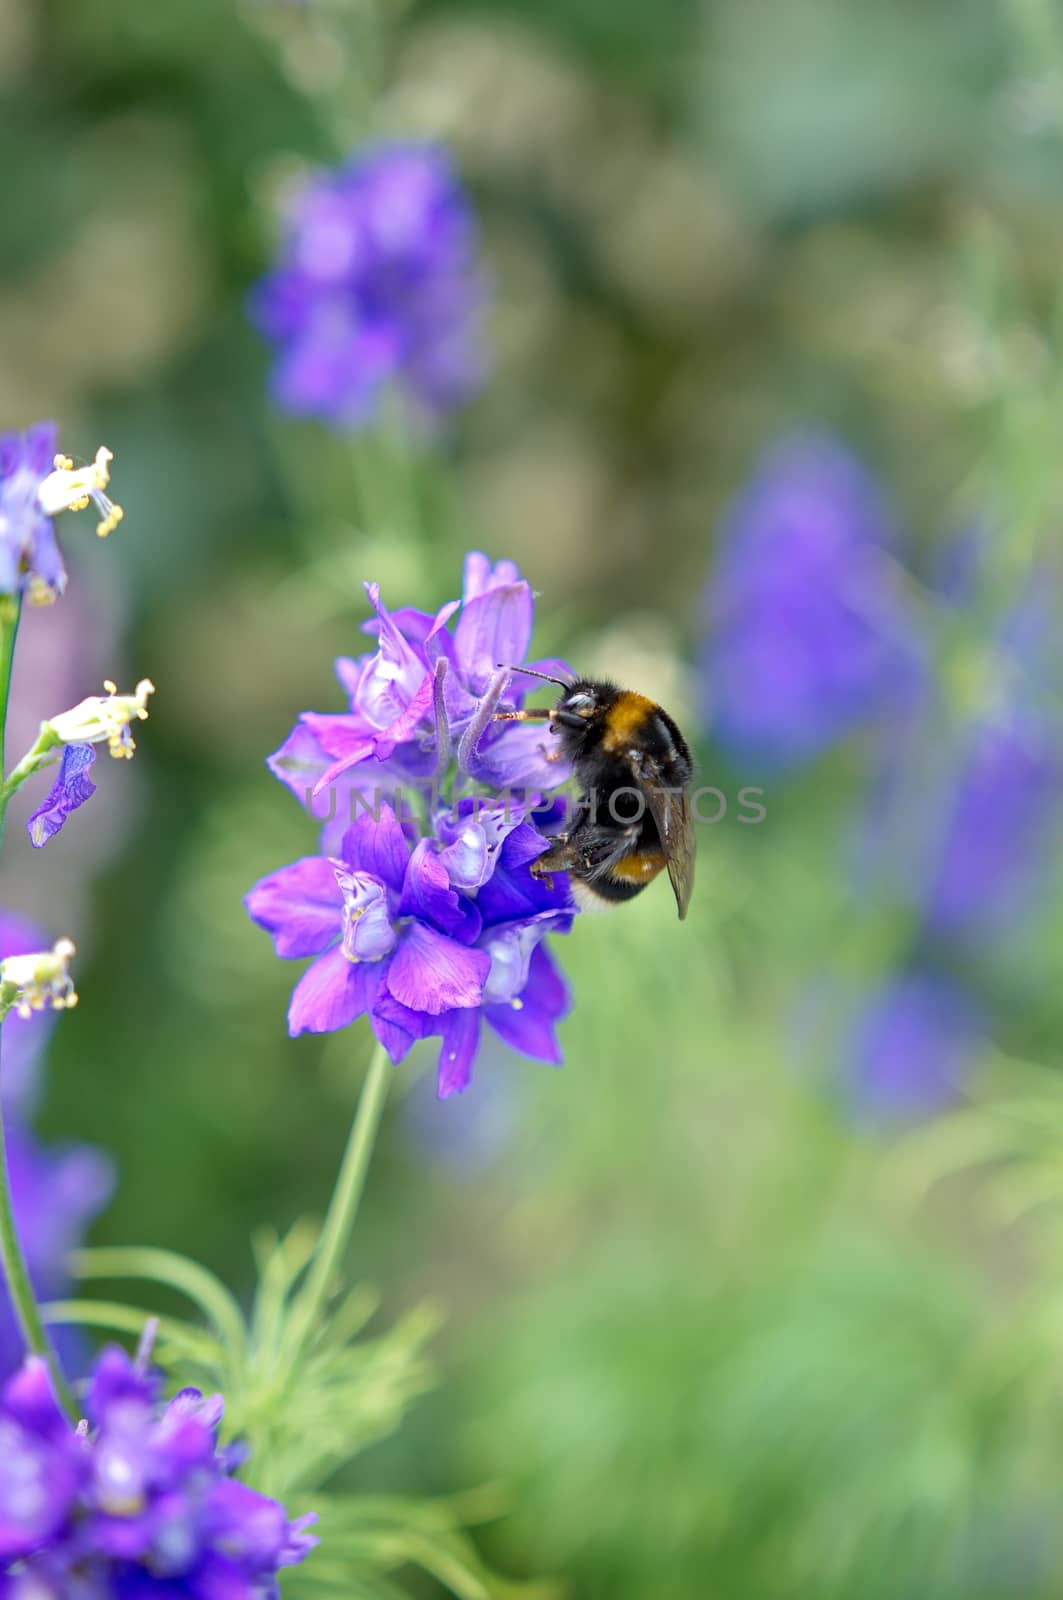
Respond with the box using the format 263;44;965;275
38;445;124;537
1;936;79;1018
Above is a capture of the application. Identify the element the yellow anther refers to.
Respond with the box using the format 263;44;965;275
49;678;156;759
37;445;123;540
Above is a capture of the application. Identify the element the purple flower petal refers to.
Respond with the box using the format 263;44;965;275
371;984;433;1064
475;822;575;925
480;912;565;1005
453;581;534;696
437;1007;481;1097
435;800;527;890
385;922;490;1015
26;743;96;848
87;1346;157;1425
287;947;377;1035
334;867;397;961
485;942;569;1064
461;552;522;604
398;840;481;942
205;1478;295;1569
338;803;412;895
0;1409;82;1562
244;858;342;959
266;721;340;805
359;581;432;728
3;1357;73;1441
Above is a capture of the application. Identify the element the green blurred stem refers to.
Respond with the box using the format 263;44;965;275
0;599;22;848
288;1039;392;1361
0;600;78;1419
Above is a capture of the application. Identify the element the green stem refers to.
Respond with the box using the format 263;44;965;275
0;599;78;1419
287;1039;392;1360
0;600;21;847
0;1062;77;1417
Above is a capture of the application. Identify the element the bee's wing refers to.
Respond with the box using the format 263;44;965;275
638;765;696;920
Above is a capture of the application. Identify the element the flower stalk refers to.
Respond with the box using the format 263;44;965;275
286;1038;392;1363
0;599;80;1420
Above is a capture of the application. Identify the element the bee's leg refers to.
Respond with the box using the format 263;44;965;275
530;834;580;889
493;708;552;723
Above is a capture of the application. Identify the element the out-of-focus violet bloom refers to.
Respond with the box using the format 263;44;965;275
848;972;983;1122
926;714;1061;934
0;1345;316;1593
249;143;488;430
856;544;1063;939
268;552;574;841
0;425;66;604
246;798;573;1097
0;914;55;1115
0;428;122;605
701;434;924;768
0;1126;113;1382
26;745;97;850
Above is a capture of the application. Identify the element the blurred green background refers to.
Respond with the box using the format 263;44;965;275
8;0;1063;1594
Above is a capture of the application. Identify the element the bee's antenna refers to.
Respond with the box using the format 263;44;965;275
497;663;573;690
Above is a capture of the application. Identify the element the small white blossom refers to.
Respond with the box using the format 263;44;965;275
37;446;124;538
48;679;155;760
0;937;78;1017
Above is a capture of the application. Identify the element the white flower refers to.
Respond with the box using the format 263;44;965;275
49;679;156;760
37;446;124;538
0;937;78;1017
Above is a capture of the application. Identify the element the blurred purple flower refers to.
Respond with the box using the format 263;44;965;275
0;913;55;1116
0;1125;113;1382
848;972;983;1122
0;423;66;603
856;544;1063;939
0;1345;316;1592
246;798;573;1097
26;744;97;850
269;552;574;840
249;142;487;429
926;713;1061;934
701;434;924;768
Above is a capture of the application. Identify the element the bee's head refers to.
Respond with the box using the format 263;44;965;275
549;679;619;755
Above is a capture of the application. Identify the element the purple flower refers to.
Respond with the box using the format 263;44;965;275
0;1126;113;1382
926;713;1061;934
849;972;983;1122
0;914;55;1116
245;798;573;1097
26;745;97;850
249;143;488;429
269;552;573;835
701;434;924;768
856;546;1063;939
0;1346;317;1593
0;1126;112;1388
0;424;67;603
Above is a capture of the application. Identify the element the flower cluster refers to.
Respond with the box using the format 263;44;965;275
250;553;577;1096
0;427;123;607
249;143;487;430
248;799;573;1098
701;434;923;769
0;1345;316;1596
268;551;573;833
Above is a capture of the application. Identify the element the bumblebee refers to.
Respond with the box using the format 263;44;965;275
496;668;695;919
